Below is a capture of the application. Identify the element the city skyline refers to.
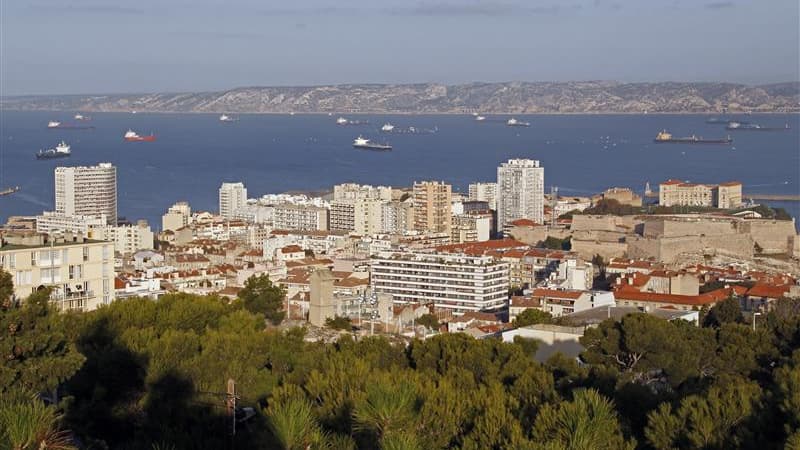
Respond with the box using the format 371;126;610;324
2;0;798;95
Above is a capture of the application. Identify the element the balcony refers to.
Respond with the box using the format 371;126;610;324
50;290;95;301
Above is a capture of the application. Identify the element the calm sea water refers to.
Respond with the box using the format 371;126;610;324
1;111;798;228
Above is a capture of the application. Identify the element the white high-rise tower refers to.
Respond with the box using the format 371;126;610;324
219;182;247;219
54;163;118;225
496;159;544;234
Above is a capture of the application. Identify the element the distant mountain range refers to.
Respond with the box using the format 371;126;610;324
3;81;798;114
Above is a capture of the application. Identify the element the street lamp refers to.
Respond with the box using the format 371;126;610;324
752;312;762;331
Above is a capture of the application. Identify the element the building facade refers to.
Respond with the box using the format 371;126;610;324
36;212;107;235
273;205;329;231
496;159;544;234
659;180;743;209
468;182;497;210
413;181;452;234
55;163;117;225
219;182;248;219
370;251;508;313
0;231;115;311
162;201;192;232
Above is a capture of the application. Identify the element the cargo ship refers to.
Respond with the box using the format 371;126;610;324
353;136;392;151
36;141;71;159
0;186;20;197
47;120;94;130
74;114;91;121
124;129;156;142
653;130;732;145
725;121;790;131
507;118;531;127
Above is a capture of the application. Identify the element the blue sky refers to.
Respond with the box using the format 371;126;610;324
1;0;798;95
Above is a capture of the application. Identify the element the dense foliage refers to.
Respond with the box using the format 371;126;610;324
1;268;799;449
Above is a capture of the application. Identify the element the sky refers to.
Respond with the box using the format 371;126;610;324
1;0;798;95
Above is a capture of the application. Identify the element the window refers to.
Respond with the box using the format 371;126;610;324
8;254;15;269
31;252;37;267
102;246;110;260
15;270;31;286
41;267;61;284
69;265;83;280
103;278;109;294
83;247;90;262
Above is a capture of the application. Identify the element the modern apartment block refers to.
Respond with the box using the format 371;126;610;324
219;182;248;219
451;214;492;244
468;182;498;210
370;250;509;313
55;163;117;225
381;200;415;234
659;180;743;209
333;183;392;202
330;198;383;235
0;231;115;311
413;181;452;234
496;159;544;233
95;221;155;254
273;204;329;231
36;212;107;235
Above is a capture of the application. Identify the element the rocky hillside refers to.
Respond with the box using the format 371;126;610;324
3;81;798;113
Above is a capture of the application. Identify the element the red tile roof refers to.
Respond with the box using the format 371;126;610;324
746;284;790;299
435;238;527;256
510;218;540;227
531;288;584;300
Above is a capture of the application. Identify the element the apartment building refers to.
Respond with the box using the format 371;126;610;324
451;214;492;244
468;182;497;210
162;201;192;232
55;163;117;225
413;181;452;234
496;159;544;234
381;200;415;234
96;221;155;254
370;250;508;314
0;231;115;311
36;212;107;234
219;182;248;219
273;204;329;231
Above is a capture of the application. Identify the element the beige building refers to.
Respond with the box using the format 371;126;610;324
330;198;383;235
659;180;742;209
94;221;155;255
413;181;452;234
162;201;192;232
595;187;643;207
0;231;114;311
55;163;117;225
381;200;415;234
451;214;492;244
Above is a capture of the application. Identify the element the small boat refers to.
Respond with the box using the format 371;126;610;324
74;114;91;121
507;118;530;127
381;123;395;132
475;115;486;121
47;121;61;128
124;129;156;142
219;114;238;122
47;120;94;130
36;141;71;159
353;136;392;151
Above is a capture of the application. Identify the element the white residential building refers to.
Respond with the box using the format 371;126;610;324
273;205;328;231
0;232;115;311
219;182;248;219
496;159;544;234
36;212;107;235
381;200;414;234
370;251;509;314
468;182;498;210
55;163;117;225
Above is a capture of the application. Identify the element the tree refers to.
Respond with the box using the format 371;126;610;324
325;316;352;331
530;388;634;450
0;289;85;400
703;297;744;328
415;313;440;331
541;236;571;251
0;269;13;308
238;274;286;325
266;397;327;450
0;389;75;450
513;309;553;328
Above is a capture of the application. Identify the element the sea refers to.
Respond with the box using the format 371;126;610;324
1;111;798;229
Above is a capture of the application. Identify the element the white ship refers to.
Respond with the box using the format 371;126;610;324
507;118;530;127
336;117;349;125
475;115;486;121
47;121;61;128
219;114;238;122
353;136;392;151
381;123;395;132
74;113;90;121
